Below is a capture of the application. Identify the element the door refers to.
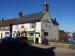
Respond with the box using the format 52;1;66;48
35;32;40;43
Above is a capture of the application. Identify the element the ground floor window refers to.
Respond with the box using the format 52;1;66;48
21;31;27;37
16;31;20;37
29;32;34;36
44;32;48;36
5;32;10;37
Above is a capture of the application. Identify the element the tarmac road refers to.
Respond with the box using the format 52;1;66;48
54;47;75;56
32;43;75;56
56;53;75;56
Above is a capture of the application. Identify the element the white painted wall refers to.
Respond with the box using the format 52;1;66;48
35;22;41;43
12;23;35;32
12;22;41;43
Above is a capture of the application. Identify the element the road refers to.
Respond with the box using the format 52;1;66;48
32;44;75;56
54;47;75;56
56;53;75;56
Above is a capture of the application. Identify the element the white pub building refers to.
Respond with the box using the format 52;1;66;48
0;1;59;43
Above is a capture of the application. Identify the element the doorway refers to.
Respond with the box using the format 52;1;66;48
35;32;40;43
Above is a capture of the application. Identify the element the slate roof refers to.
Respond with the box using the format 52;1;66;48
14;12;59;25
15;12;45;24
0;12;59;26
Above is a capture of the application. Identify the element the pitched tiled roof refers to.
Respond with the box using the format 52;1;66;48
0;19;16;26
14;12;45;24
14;12;59;25
0;12;59;26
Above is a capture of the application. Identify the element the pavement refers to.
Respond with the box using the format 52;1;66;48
56;53;75;56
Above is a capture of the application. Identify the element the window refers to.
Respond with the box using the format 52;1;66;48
0;27;4;30
30;23;36;28
44;32;48;36
21;31;27;37
29;32;34;36
21;25;24;28
5;26;10;30
0;26;10;30
5;32;10;37
5;32;9;34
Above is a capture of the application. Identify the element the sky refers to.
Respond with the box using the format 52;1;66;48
0;0;75;32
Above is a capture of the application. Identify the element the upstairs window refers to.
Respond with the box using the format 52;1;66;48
21;25;24;28
0;27;3;30
5;26;10;30
0;26;10;30
30;23;36;28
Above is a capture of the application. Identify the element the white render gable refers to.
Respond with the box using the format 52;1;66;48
41;12;59;41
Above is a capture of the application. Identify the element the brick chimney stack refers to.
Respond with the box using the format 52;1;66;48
18;10;23;17
44;0;49;12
